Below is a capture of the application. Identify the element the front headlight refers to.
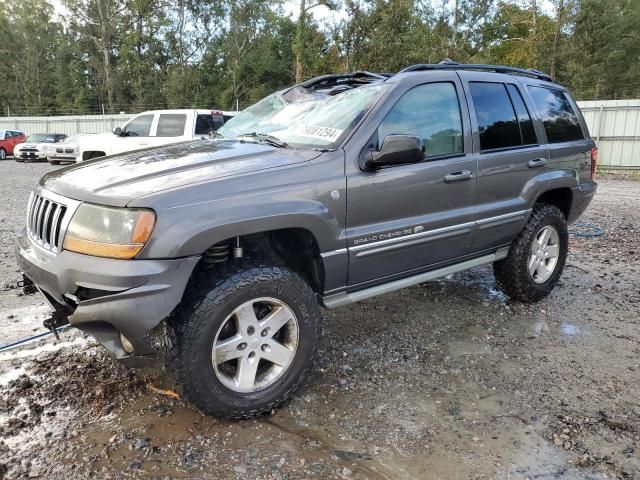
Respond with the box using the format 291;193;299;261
63;204;156;259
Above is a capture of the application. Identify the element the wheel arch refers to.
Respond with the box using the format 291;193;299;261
523;170;578;220
82;150;106;161
534;187;573;219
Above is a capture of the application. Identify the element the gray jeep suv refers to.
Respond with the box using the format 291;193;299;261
16;62;598;418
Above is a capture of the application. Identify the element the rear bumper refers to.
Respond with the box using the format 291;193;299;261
568;181;598;224
15;229;199;362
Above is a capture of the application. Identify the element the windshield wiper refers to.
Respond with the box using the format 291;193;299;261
236;132;288;148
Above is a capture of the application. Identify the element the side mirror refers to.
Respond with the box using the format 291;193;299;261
113;127;123;136
363;135;424;170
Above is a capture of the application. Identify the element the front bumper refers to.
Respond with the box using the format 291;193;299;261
49;154;77;162
16;229;199;363
18;151;48;161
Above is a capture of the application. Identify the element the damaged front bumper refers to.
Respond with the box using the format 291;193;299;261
15;229;199;365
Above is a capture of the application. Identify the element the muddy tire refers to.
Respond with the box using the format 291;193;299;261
168;262;320;419
493;204;568;303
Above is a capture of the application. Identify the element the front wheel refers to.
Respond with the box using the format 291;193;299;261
0;148;6;160
168;262;320;419
493;204;568;303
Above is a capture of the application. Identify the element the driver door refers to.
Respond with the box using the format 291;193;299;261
115;114;156;154
346;79;477;286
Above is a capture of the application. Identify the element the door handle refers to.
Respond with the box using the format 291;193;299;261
444;170;472;183
528;158;547;168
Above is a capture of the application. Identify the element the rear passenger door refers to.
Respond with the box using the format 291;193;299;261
148;112;189;147
459;72;549;253
525;85;591;183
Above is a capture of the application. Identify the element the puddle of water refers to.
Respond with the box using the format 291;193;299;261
0;366;25;385
0;335;90;362
560;323;580;336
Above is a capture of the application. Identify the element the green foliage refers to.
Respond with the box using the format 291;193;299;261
0;0;638;115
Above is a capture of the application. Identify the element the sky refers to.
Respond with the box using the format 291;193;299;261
50;0;556;29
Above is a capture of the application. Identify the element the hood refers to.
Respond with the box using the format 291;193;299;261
20;142;53;149
39;139;322;207
78;132;111;145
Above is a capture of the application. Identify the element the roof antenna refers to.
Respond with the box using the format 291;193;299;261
439;58;458;65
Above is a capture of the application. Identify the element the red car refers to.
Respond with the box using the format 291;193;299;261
0;130;27;159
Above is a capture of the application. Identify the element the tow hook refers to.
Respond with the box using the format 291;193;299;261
43;308;71;341
17;275;38;296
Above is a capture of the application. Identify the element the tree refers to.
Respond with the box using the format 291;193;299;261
293;0;336;82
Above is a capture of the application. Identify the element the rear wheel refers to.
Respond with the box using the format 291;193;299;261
0;148;6;160
168;262;320;419
493;204;568;302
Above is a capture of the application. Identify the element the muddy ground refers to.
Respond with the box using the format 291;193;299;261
0;160;638;480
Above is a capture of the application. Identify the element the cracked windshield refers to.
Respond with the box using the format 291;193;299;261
218;84;388;148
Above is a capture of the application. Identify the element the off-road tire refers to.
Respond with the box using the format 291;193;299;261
0;148;6;160
168;261;321;419
493;204;568;303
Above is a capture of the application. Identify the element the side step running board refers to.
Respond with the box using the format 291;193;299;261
321;248;509;309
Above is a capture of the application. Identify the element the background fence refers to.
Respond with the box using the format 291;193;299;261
1;100;639;174
0;113;135;135
578;99;640;175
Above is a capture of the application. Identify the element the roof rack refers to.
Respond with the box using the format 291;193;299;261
399;60;554;83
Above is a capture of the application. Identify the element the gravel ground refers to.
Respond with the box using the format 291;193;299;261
0;160;639;480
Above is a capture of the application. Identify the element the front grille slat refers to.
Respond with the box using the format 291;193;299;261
27;192;68;253
36;200;48;240
44;203;56;246
50;204;64;249
33;198;45;236
42;202;53;245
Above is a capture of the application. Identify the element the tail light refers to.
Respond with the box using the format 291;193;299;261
590;147;598;179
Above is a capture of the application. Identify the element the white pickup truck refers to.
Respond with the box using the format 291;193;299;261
77;109;235;162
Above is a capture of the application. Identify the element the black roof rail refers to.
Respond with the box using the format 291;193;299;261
300;71;391;89
399;61;554;83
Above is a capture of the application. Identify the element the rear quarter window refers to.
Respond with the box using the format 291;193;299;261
527;86;584;143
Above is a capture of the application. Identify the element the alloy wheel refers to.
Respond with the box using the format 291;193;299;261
528;225;560;283
211;297;299;393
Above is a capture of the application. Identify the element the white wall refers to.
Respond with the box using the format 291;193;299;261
578;99;640;173
0;114;135;136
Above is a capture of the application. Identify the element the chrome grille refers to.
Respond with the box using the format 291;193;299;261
27;192;67;252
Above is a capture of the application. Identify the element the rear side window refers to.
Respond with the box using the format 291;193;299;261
124;114;154;137
469;82;521;151
157;114;187;137
195;113;225;135
528;87;583;143
378;82;463;158
195;114;214;135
